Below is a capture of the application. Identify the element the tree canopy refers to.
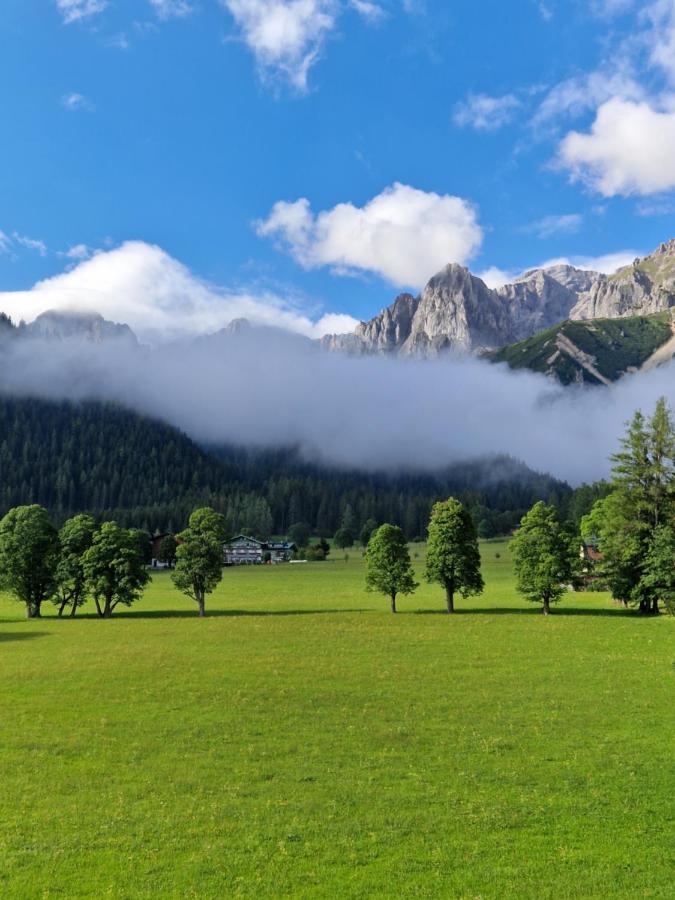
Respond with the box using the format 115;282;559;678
425;498;484;613
82;522;150;618
172;507;225;617
0;504;59;618
365;524;418;613
512;502;573;614
53;513;96;616
584;397;675;613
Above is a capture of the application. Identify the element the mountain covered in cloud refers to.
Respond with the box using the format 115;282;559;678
323;240;675;357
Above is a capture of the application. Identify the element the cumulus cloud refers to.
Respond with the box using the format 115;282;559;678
220;0;338;90
0;241;357;342
257;183;484;289
453;93;521;131
0;323;673;485
56;0;107;24
558;97;675;196
148;0;194;19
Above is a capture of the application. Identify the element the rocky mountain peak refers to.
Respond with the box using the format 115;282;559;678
23;309;138;345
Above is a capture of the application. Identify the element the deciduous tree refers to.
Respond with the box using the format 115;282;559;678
158;534;177;568
172;507;225;617
288;522;311;549
53;513;96;617
82;522;150;618
0;505;59;618
512;502;573;615
334;527;354;549
425;498;484;613
365;524;418;613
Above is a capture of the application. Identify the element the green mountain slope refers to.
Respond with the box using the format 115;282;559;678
485;312;674;385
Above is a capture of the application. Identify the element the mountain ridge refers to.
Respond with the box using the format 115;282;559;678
324;239;675;357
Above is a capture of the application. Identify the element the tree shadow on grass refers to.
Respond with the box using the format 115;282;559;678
0;630;49;641
412;606;630;618
98;608;371;620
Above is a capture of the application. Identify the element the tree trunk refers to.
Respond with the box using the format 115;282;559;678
390;593;397;614
70;601;78;618
445;583;454;614
102;595;113;619
651;597;660;615
58;598;68;617
198;595;206;618
542;597;550;616
26;602;36;619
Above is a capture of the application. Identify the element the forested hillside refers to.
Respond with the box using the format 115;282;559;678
0;395;571;537
485;312;674;384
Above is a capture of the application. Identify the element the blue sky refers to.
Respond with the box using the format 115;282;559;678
1;0;675;339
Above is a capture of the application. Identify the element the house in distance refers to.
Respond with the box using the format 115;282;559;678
224;535;297;565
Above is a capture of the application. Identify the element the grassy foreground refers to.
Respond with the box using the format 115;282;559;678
0;542;673;898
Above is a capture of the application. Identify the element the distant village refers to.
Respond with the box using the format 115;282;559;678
151;533;297;568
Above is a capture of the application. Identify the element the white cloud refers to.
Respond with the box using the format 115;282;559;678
538;250;640;274
220;0;338;90
533;69;643;127
558;97;675;196
55;0;108;24
349;0;385;21
149;0;194;19
257;183;484;289
453;93;521;131
64;244;93;260
13;233;48;256
0;241;357;342
646;0;675;84
0;231;12;255
591;0;634;17
61;93;94;112
636;200;675;216
523;213;583;239
477;267;518;289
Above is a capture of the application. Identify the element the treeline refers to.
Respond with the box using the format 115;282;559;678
366;397;675;617
0;395;576;539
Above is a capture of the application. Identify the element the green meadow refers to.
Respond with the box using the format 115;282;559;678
0;541;673;898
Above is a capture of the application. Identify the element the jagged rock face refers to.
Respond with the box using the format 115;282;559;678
324;263;602;357
571;241;675;320
323;240;675;358
495;268;596;341
402;266;509;355
24;310;138;345
358;292;417;352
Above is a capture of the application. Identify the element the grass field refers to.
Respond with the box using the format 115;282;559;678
0;541;673;898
